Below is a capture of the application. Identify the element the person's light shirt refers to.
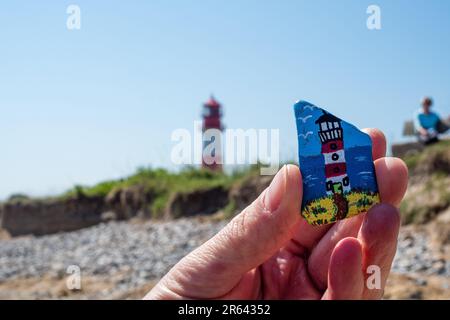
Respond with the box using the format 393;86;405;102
414;109;440;131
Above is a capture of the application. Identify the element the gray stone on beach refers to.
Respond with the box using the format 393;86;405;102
0;218;226;296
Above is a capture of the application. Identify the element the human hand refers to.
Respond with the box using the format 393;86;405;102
419;127;429;137
145;129;408;300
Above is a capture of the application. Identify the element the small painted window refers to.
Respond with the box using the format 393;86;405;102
343;176;349;186
334;130;340;139
326;181;333;191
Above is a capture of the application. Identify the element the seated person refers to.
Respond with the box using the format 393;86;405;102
414;97;449;145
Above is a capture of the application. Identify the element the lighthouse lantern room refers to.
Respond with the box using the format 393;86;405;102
315;112;351;195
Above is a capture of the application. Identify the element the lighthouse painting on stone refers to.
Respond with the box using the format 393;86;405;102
294;100;380;225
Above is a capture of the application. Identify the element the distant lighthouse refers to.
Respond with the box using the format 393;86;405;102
201;96;224;171
315;112;350;195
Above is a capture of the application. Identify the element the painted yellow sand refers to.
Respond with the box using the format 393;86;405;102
302;191;380;225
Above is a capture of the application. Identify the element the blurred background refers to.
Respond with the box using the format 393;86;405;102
0;0;449;299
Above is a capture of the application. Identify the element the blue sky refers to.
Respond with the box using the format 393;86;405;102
1;1;449;199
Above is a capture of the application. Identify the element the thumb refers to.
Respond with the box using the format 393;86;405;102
150;164;302;299
211;164;302;275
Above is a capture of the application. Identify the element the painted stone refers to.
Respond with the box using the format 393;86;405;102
294;100;380;226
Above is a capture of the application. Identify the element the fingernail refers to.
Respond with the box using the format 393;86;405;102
384;157;396;169
263;165;287;212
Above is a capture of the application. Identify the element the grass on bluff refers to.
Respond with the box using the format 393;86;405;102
400;139;450;224
60;165;261;218
400;172;450;224
403;139;450;173
63;167;240;197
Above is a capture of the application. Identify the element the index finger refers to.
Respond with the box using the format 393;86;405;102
362;128;387;160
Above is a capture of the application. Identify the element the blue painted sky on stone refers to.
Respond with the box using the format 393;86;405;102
294;100;372;158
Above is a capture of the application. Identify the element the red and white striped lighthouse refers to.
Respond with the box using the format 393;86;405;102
201;96;223;171
315;112;350;195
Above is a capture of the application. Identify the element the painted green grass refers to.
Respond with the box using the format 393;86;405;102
303;190;380;225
